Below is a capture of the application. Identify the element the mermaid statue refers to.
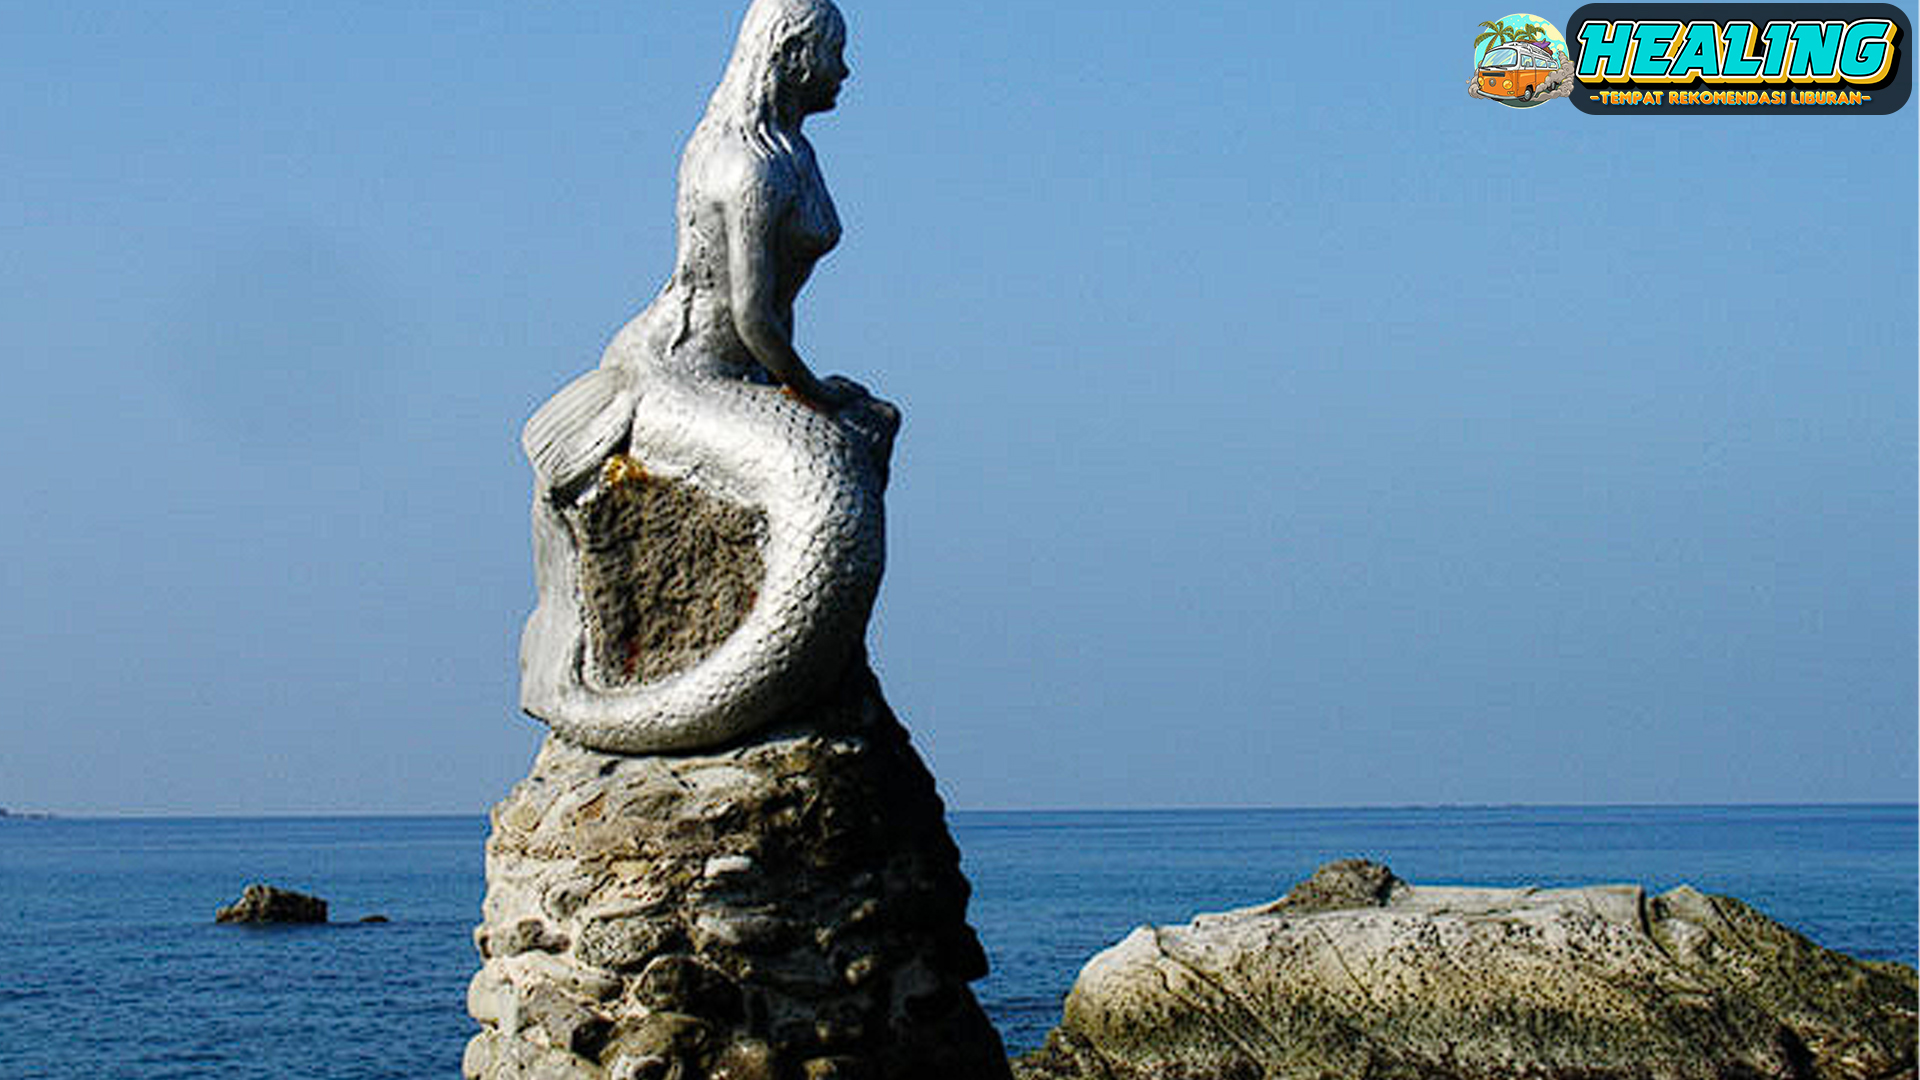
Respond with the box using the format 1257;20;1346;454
519;0;898;754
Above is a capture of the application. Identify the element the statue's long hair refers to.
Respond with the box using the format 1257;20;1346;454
695;0;844;160
651;0;843;359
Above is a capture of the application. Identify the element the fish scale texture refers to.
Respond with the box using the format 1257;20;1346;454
521;364;895;755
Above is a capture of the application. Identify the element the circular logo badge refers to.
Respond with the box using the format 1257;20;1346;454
1471;14;1571;109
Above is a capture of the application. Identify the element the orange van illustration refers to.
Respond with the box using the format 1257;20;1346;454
1477;40;1560;101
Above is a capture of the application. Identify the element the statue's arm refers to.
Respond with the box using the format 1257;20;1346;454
724;170;849;409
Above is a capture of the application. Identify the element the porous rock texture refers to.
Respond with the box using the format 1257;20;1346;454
466;661;1011;1080
215;883;328;924
568;457;766;689
1016;859;1917;1080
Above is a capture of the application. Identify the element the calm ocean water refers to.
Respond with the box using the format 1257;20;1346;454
0;805;1911;1077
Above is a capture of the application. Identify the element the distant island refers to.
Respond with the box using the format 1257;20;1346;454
0;808;55;820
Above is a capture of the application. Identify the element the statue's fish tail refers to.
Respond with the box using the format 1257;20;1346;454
524;374;887;753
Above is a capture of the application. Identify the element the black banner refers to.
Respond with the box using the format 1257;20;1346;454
1567;4;1911;113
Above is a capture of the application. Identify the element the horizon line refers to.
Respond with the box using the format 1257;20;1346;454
7;799;1916;822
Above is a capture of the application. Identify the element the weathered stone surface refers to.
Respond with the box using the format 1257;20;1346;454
467;662;1009;1080
570;456;766;690
214;883;328;924
1264;856;1403;914
1017;860;1918;1080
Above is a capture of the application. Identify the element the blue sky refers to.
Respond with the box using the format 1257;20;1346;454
2;1;1913;814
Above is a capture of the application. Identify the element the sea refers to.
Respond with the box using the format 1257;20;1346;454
0;804;1912;1078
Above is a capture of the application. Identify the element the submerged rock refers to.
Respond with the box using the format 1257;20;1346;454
215;883;328;924
1017;859;1917;1080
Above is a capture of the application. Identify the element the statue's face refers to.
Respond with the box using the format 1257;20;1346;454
787;20;849;114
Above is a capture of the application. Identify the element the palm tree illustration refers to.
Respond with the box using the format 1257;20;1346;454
1475;17;1547;60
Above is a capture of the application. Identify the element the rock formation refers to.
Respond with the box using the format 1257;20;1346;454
466;662;1008;1080
472;2;1006;1076
215;883;328;924
1016;859;1918;1080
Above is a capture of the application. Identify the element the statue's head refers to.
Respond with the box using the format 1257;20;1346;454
712;0;848;126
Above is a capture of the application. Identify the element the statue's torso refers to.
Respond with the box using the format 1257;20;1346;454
607;128;839;382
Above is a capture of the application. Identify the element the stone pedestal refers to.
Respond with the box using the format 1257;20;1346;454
466;661;1011;1080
